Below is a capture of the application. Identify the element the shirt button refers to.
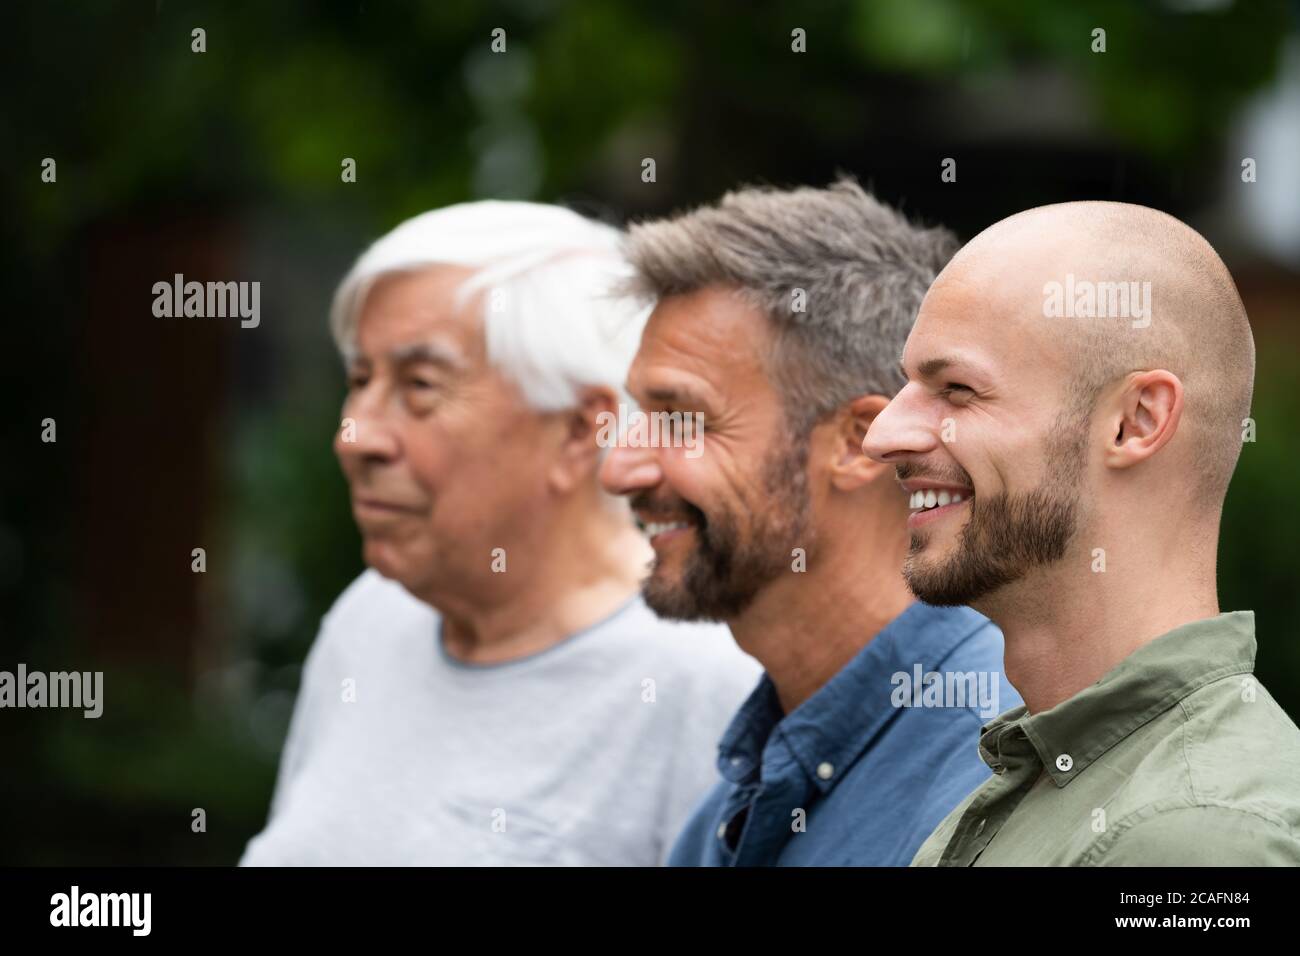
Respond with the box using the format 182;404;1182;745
716;822;728;840
1055;754;1074;772
816;762;834;780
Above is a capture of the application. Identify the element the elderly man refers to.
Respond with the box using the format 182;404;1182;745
599;180;1019;865
864;201;1300;865
241;201;759;866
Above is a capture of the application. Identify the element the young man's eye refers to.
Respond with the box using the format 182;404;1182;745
347;375;370;391
938;384;974;403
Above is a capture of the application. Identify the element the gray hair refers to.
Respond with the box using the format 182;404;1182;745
623;178;959;434
330;201;650;413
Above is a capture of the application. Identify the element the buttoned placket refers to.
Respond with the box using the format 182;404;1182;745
942;727;1042;866
718;770;817;866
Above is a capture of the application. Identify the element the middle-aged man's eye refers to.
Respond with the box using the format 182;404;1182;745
938;383;974;405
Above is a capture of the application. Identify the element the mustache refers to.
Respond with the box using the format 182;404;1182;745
630;491;707;527
895;460;975;489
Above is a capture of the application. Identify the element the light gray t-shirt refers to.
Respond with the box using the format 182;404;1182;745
240;570;760;866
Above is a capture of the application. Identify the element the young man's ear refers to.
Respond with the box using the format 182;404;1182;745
549;385;619;494
1102;370;1183;471
828;394;896;491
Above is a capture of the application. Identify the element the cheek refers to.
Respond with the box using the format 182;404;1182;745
957;421;1040;492
658;449;710;503
401;427;453;494
661;447;752;516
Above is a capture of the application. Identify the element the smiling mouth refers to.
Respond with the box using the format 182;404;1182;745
908;489;970;513
635;516;696;543
905;487;975;530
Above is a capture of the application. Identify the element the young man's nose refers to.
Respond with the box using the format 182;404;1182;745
599;443;662;496
861;386;939;463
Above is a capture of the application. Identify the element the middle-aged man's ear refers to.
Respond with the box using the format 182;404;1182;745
828;393;895;491
1102;369;1184;471
548;385;619;494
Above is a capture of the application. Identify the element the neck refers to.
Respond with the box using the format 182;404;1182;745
730;497;914;714
436;498;649;664
979;516;1221;715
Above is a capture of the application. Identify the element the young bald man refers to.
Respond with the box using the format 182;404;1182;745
601;180;1019;866
864;201;1300;865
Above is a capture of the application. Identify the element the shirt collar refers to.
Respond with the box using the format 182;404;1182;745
717;603;995;794
982;611;1256;787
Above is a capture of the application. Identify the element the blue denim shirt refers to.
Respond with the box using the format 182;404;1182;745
668;602;1020;866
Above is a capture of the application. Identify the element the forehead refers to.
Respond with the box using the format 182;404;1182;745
904;250;1066;383
628;286;774;403
354;265;482;358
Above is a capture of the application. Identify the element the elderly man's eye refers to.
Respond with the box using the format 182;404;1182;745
403;379;445;412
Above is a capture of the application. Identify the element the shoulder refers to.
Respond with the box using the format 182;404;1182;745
303;569;438;673
604;598;762;694
1085;676;1300;864
322;568;434;632
1086;802;1300;865
1176;673;1300;789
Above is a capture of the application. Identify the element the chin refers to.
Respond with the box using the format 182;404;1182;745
362;541;408;583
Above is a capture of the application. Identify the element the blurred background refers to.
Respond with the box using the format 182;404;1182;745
1;0;1297;864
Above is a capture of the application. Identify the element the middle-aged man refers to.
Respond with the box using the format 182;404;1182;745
241;201;760;866
864;200;1300;865
600;179;1021;866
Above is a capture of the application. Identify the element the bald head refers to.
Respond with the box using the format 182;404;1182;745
937;201;1254;506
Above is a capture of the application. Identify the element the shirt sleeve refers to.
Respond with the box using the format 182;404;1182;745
1086;804;1300;866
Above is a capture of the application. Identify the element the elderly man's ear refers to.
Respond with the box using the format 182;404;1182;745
827;393;896;492
547;385;621;494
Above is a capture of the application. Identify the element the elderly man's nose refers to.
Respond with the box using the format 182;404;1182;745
335;410;400;461
600;444;661;496
862;390;936;463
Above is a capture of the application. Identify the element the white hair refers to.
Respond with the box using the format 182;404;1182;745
329;200;650;411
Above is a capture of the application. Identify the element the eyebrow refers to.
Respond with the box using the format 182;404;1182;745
389;340;468;368
901;356;970;381
642;384;709;407
346;339;469;370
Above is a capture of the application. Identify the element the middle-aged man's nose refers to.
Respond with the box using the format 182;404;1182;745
861;388;937;464
599;443;662;496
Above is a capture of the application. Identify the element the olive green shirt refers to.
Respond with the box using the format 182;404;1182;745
911;611;1300;866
